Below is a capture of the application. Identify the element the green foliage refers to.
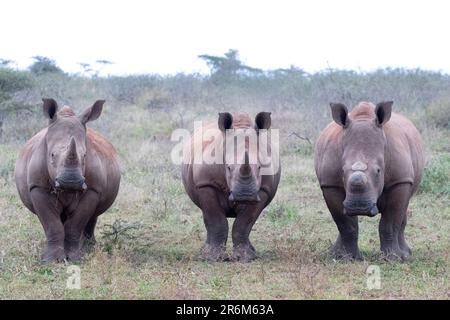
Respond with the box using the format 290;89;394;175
0;68;32;103
0;145;16;180
426;98;450;129
419;153;450;195
266;202;299;226
199;49;262;84
100;219;143;254
29;56;63;75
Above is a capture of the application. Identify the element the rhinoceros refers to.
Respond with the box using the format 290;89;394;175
314;101;425;261
182;112;281;262
15;99;121;263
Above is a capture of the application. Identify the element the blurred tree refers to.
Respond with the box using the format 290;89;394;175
198;49;262;83
0;59;15;68
94;60;114;77
78;62;93;76
29;56;63;75
77;60;113;77
0;67;33;136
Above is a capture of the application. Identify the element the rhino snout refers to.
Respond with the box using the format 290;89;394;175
229;191;261;204
343;199;378;217
55;171;86;191
348;171;368;192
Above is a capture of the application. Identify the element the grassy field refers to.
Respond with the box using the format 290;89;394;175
0;97;449;299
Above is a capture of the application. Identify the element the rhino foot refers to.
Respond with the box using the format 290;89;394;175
329;238;362;261
81;236;96;254
382;246;411;262
66;248;82;262
65;239;82;262
232;244;257;263
201;244;229;262
42;245;66;264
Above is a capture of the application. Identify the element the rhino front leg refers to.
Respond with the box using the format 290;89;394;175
379;183;412;261
231;191;268;262
322;187;362;260
198;187;229;262
30;187;65;263
64;190;100;261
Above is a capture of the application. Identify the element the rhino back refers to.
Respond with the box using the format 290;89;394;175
85;128;121;214
314;122;344;188
383;113;425;191
182;120;227;206
14;128;49;213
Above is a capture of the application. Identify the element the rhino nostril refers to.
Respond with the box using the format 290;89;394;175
349;172;368;187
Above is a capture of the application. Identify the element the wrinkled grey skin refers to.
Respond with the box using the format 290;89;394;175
15;99;121;263
314;101;425;261
182;112;281;262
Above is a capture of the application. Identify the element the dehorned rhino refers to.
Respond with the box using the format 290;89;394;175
181;112;281;262
314;101;425;261
15;99;121;263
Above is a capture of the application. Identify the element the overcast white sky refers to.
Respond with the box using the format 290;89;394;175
1;0;450;75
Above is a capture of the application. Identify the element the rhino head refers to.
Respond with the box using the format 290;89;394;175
330;101;393;217
218;112;271;204
42;98;105;191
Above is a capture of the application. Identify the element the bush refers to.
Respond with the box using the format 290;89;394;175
0;68;32;103
419;153;450;195
0;145;17;181
426;98;450;129
28;56;63;75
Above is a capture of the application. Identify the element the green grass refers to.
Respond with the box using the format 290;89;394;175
0;104;449;300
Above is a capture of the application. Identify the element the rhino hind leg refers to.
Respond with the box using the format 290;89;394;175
397;214;412;258
81;215;98;254
322;188;362;261
379;184;412;261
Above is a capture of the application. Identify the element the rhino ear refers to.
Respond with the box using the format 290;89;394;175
79;100;105;125
255;112;271;130
330;103;350;128
375;101;393;127
42;98;58;123
218;112;233;132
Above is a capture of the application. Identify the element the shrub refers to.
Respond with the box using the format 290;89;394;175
0;68;32;103
426;98;450;129
419;153;450;195
28;56;63;75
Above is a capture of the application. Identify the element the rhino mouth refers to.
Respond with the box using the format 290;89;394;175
55;176;87;191
343;199;378;217
228;192;261;204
